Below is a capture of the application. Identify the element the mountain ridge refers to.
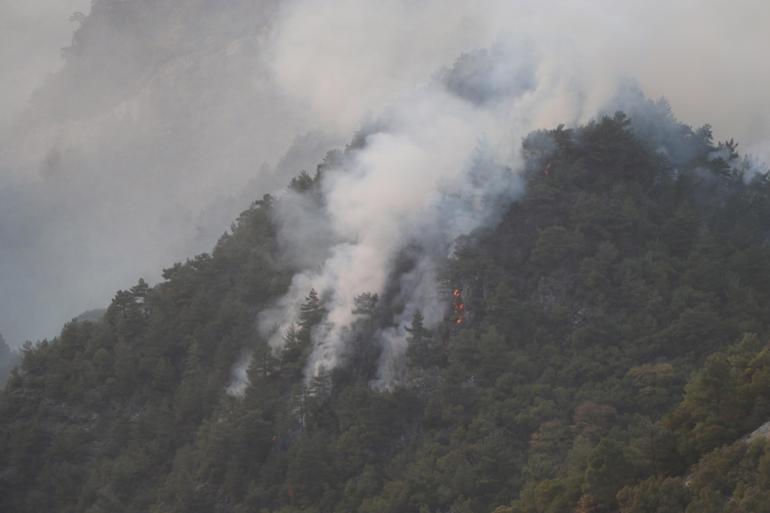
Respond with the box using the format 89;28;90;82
3;112;770;513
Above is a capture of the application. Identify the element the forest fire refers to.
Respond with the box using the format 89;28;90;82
452;288;466;326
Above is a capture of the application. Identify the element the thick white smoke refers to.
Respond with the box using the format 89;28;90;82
2;0;769;349
253;40;594;388
244;0;770;389
267;0;770;157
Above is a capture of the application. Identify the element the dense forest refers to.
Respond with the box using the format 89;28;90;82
3;109;770;513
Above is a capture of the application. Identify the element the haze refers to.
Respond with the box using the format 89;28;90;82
0;0;768;347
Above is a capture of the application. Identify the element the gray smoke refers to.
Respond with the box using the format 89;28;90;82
0;0;334;345
250;42;591;388
2;0;769;350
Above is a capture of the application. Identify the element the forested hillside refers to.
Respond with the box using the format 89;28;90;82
3;112;770;513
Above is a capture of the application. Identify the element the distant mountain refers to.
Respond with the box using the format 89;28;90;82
73;309;107;324
2;113;770;513
0;0;335;347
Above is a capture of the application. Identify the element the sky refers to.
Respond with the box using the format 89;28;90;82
0;0;769;348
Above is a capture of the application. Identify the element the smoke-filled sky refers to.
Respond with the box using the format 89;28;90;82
1;0;769;348
0;0;91;126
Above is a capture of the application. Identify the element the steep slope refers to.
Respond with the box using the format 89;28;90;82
0;196;289;512
2;113;770;513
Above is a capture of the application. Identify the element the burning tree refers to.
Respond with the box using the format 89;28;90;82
452;288;466;326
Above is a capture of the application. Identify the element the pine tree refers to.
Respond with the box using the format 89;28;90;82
406;310;435;368
248;340;279;381
176;340;205;422
280;324;306;378
282;324;303;363
352;292;379;316
299;289;324;333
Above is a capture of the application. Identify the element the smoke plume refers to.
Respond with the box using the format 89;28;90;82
1;0;769;350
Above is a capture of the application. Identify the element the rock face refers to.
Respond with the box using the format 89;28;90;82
747;421;770;442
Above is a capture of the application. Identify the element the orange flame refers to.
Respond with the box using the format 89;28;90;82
452;288;466;326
